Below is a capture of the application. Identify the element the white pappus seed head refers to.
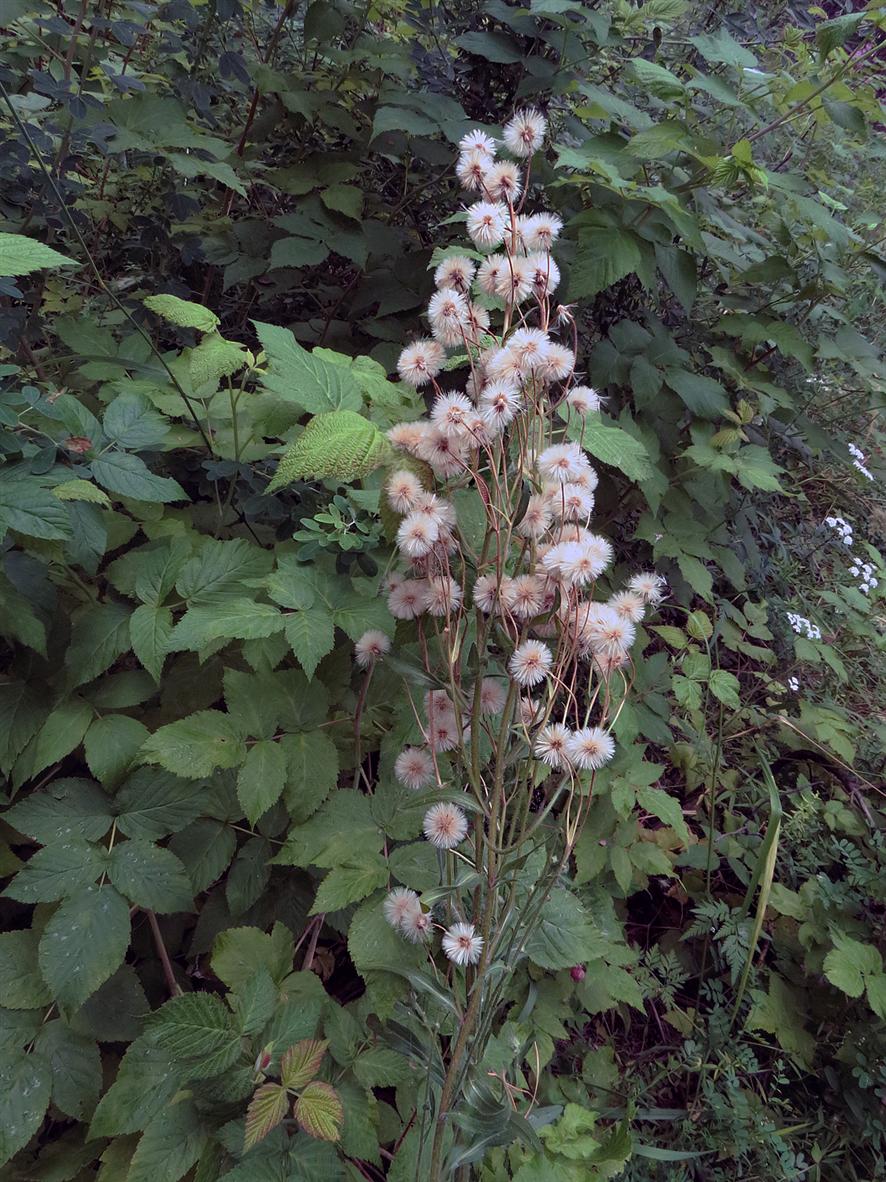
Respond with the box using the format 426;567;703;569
442;921;483;966
355;629;390;668
423;801;469;849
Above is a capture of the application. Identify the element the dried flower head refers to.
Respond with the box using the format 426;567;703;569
397;338;445;386
466;201;509;248
387;578;429;620
442;921;483;966
394;746;435;791
386;469;424;513
534;723;572;769
434;255;476;293
509;640;553;686
384;886;422;929
567;726;615;770
423;801;469;849
355;630;390;668
503;108;547;157
628;572;667;606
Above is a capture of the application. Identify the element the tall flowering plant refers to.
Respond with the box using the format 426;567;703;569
353;111;664;1177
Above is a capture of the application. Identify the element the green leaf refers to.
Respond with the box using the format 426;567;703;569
21;698;94;781
526;890;600;970
5;838;106;902
284;608;335;679
823;934;881;999
244;1083;289;1151
141;710;247;778
866;974;886;1021
169;819;236;893
664;369;729;418
130;604;173;682
269;237;330;270
281;1038;328;1089
816;11;864;60
689;28;758;68
637;785;690;846
281;730;339;822
85;715;149;787
88;1036;181;1138
321;184;363;220
176;539;273;606
565;418;653;481
188;333;248;390
626;58;686;100
294;1081;343;1142
254;320;362;413
4;777;112;844
103;391;169;450
114;768;205;840
569;228;642;299
745;974;814;1067
148;993;241;1077
655;244;697;313
38;884;131;1013
92;452;188;504
0;929;53;1009
53;478;111;506
34;1020;102;1119
268;410;390;491
211;923;294;991
167;599;284;649
143;294;219;333
0;231;78;276
708;669;741;709
0;475;74;540
108;840;193;912
0;1051;51;1167
237;740;287;825
65;601;132;689
310;857;388;915
127;1097;206;1182
610;845;633;893
231;968;278;1036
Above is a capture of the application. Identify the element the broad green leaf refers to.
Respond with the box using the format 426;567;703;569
0;929;53;1009
148;993;241;1077
525;889;600;970
141;710;247;778
565;418;653;481
823;934;881;998
294;1081;343;1142
745;974;814;1067
664;369;729;418
108;840;193;912
5;838;106;902
143;294;219;333
310;857;388;915
866;974;886;1021
689;28;758;68
34;1020;102;1119
226;835;271;917
626;58;685;100
38;884;130;1012
267;410;390;491
53;478;111;506
281;730;339;822
569;228;642;299
4;777;112;844
269;237;330;270
188;333;248;389
20;697;94;782
281;1038;328;1089
211;923;294;990
637;785;691;846
0;1051;51;1167
65;601;132;689
244;1083;289;1151
92;452;187;503
254;320;362;413
284;608;335;679
127;1097;207;1182
176;539;273;606
237;739;287;824
708;669;741;709
169;819;237;893
114;768;206;840
231;968;278;1036
0;231;77;276
88;1036;182;1138
130;603;173;682
85;714;149;786
0;475;73;540
103;391;169;450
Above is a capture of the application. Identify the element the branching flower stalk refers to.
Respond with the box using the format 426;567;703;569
354;110;665;1178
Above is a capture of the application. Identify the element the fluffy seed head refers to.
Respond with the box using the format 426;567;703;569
384;887;421;929
416;427;467;478
388;579;429;619
609;590;646;624
538;442;589;482
423;802;469;849
517;494;553;539
509;640;553;686
628;572;667;606
442;921;483;966
566;385;602;415
524;212;563;250
484;160;522;203
431;391;473;435
477;677;507;715
459;129;496;157
477;255;509;296
400;907;433;942
585;604;636;659
397;338;446;386
480;381;522;429
561;536;613;585
474;573;510;614
394;747;435;791
397;511;440;558
428;287;470;346
526;252;561;297
494;256;535;304
425;576;463;617
503;108;547;157
386;469;424;513
567;726;615;770
541;343;575;381
534;723;572;769
387;421;427;453
509;327;552;371
505;573;546;619
434;255;476;293
355;629;390;668
466;201;509;248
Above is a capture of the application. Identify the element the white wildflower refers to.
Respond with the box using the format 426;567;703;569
423;802;469;849
442;921;483;966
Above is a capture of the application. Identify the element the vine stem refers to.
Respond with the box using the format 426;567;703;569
147;911;181;997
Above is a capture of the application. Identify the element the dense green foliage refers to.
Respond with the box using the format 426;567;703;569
0;1;884;1179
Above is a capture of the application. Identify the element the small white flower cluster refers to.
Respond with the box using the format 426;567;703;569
383;887;483;966
824;515;854;545
787;676;800;693
786;611;821;641
848;559;879;595
379;111;664;959
848;442;875;482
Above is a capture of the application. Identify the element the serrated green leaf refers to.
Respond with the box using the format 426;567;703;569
92;452;187;504
294;1081;343;1142
565;418;653;481
237;739;286;825
130;603;173;682
143;294;219;333
53;479;111;506
38;884;130;1013
167;599;284;650
310;857;387;914
108;840;193;912
188;333;248;390
0;231;77;276
34;1020;102;1119
637;785;690;846
0;928;53;1009
20;698;94;783
708;669;741;709
254;320;362;413
0;475;74;540
4;777;112;844
526;890;601;970
148;993;240;1076
0;1050;51;1167
141;710;246;778
114;768;205;840
84;715;149;787
281;1038;328;1089
127;1097;206;1182
281;730;339;822
5;838;106;902
268;411;390;491
243;1083;289;1151
284;608;335;679
570;228;642;299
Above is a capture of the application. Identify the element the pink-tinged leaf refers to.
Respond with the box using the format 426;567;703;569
244;1083;288;1151
293;1080;343;1142
280;1038;328;1090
